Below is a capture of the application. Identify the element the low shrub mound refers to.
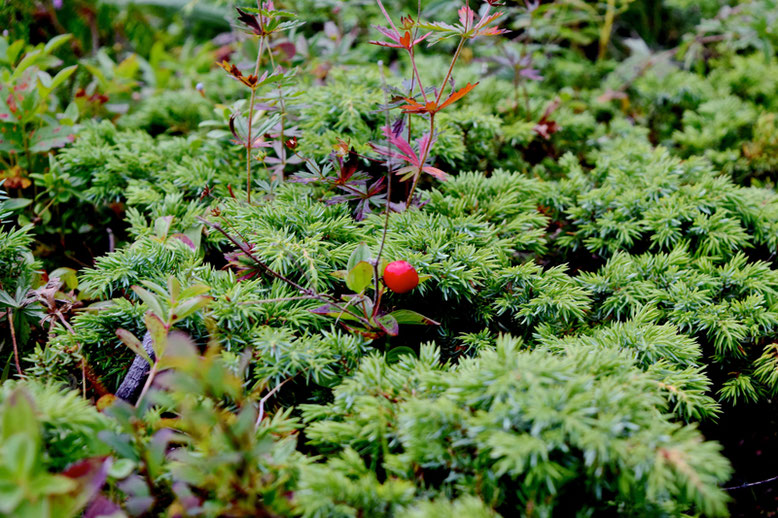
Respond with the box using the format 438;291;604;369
3;0;778;515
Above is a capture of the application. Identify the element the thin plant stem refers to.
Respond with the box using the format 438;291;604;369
246;36;267;204
135;363;158;408
409;50;428;103
404;35;466;206
254;375;295;428
405;114;435;207
435;36;466;105
266;47;288;181
374;61;393;308
407;0;424;141
8;309;22;376
375;0;400;34
598;0;617;61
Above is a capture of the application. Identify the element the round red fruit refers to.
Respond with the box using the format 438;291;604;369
383;261;419;294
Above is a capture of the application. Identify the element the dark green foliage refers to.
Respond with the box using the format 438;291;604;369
117;89;213;135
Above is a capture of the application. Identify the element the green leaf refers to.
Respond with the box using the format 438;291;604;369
10;50;42;81
347;242;372;272
4;40;25;66
171;295;212;322
178;283;210;300
167;276;181;301
310;304;362;322
2;198;32;211
107;458;136;480
48;64;77;91
6;434;36;481
28;124;77;153
32;473;76;495
346;261;373;293
2;390;39;448
132;285;166;320
388;309;440;326
144;312;169;359
49;267;78;290
116;329;152;367
60;102;78;124
386;346;416;364
43;34;72;55
153;216;173;240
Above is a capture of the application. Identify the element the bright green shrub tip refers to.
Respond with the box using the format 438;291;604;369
0;380;112;471
300;339;731;517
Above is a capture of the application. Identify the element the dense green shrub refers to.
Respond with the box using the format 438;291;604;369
6;0;778;515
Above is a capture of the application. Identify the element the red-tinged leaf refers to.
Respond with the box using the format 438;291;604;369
341;323;384;340
383;126;419;165
459;5;475;29
376;314;400;336
117;328;152;366
370;40;403;48
373;25;401;44
438;82;478;111
398;98;428;114
475;11;504;32
236;7;262;35
309;304;361;322
422;166;448;180
417;131;437;156
84;495;123;518
273;41;296;60
400;31;412;48
61;457;112;507
29;124;77;153
413;32;433;46
169;233;196;250
477;27;509;36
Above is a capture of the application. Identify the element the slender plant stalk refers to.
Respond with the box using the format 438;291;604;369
598;0;617;61
8;309;22;376
246;36;267;204
254;375;295;428
405;114;435;207
135;362;158;408
435;36;466;105
405;36;465;206
374;60;393;309
407;0;424;143
375;0;400;34
266;47;289;182
409;52;428;103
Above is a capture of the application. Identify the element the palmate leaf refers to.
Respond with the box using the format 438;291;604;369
229;112;282;148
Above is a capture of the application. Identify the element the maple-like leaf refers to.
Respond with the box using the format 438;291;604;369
397;82;478;114
371;126;447;182
370;26;432;50
419;5;508;42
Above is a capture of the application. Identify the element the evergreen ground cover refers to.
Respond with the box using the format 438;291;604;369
3;0;778;515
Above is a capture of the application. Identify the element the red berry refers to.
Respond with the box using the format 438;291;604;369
383;261;419;294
